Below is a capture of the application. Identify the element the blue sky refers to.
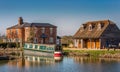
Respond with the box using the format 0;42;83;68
0;0;120;36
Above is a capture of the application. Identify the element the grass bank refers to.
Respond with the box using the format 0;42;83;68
63;49;120;58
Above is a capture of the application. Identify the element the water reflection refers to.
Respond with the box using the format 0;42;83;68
0;60;8;66
54;57;63;62
73;56;120;64
71;56;120;72
7;55;63;68
0;56;120;72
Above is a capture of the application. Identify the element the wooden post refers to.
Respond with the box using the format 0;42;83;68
81;39;83;48
90;39;92;49
76;39;79;48
74;39;77;47
94;39;96;49
99;39;101;49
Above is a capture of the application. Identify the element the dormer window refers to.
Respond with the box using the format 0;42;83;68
89;24;92;31
80;24;84;31
80;24;87;31
98;23;101;30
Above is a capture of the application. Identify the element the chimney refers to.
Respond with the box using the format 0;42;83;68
18;17;23;25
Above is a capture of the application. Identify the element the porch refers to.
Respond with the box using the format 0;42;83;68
74;39;101;49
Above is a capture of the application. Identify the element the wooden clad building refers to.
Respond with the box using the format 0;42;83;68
73;20;120;49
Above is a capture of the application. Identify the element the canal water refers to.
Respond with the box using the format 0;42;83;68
0;55;120;72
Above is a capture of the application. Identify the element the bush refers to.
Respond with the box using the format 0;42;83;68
0;42;20;48
0;43;7;48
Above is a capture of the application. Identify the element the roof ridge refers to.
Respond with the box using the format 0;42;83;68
84;20;112;24
73;20;111;38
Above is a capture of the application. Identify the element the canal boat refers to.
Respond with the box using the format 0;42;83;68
24;43;62;57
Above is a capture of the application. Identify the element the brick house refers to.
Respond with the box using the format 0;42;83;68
73;20;120;49
6;17;57;44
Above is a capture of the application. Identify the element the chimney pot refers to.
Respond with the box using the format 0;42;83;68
18;17;23;25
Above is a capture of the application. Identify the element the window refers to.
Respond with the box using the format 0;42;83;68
29;44;33;49
50;28;53;35
35;45;38;49
9;38;12;42
80;25;84;31
10;29;12;35
16;29;18;35
34;27;38;33
16;38;19;42
9;39;11;42
98;23;101;30
34;38;38;43
25;27;29;33
49;37;53;43
42;27;45;33
89;24;92;31
41;39;43;44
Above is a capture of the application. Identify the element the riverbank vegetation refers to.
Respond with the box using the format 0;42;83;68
0;42;20;48
61;36;74;48
63;49;120;58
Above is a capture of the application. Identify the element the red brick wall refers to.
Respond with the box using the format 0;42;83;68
24;27;31;42
35;26;57;44
7;26;57;44
6;28;23;42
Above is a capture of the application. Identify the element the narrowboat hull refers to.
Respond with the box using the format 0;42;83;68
24;49;53;56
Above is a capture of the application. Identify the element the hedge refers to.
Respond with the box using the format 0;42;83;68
0;42;20;48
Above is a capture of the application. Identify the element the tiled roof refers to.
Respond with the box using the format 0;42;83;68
7;23;56;29
73;20;120;39
31;23;56;27
101;24;120;38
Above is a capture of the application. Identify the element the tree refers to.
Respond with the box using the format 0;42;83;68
61;36;74;47
27;27;35;43
61;36;74;44
0;33;6;43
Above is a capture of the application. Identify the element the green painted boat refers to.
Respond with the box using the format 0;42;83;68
24;43;56;56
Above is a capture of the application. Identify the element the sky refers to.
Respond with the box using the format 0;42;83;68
0;0;120;36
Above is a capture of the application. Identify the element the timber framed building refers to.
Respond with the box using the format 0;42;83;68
73;20;120;49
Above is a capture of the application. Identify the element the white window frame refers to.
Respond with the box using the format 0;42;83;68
50;27;53;35
34;37;38;43
16;29;18;35
16;38;20;42
34;27;38;33
98;23;101;30
42;27;45;33
89;24;92;31
10;29;12;35
49;37;53;43
41;39;43;44
80;25;84;31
